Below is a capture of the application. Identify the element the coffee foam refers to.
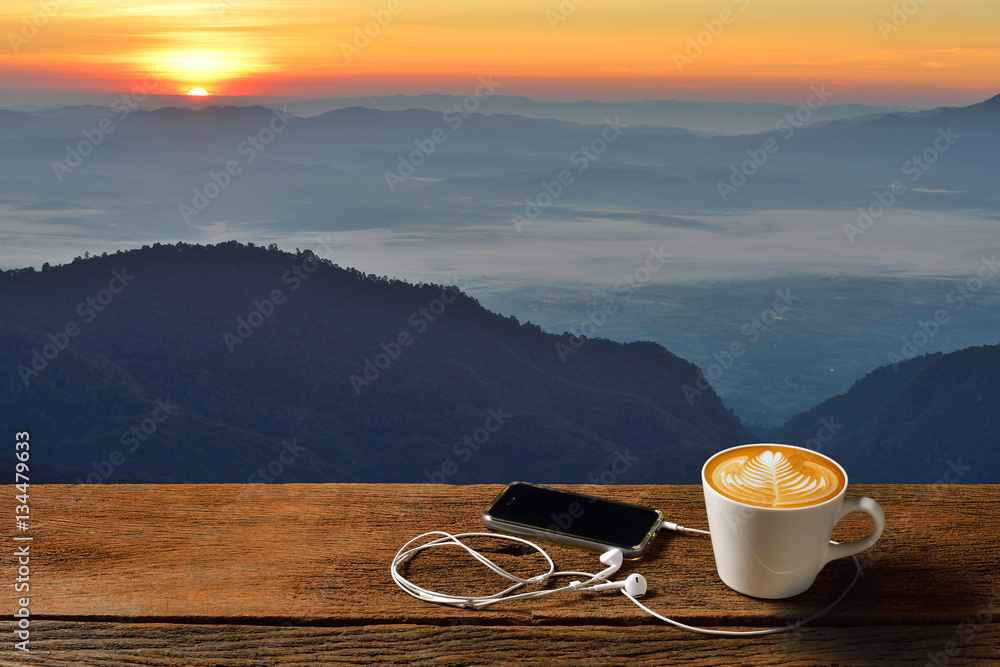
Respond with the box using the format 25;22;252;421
705;445;845;509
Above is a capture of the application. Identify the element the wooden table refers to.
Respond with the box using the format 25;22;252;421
3;483;998;665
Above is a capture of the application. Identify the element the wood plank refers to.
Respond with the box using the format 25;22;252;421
2;621;998;666
4;484;998;627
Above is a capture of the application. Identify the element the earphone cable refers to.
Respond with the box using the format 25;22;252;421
620;549;862;636
391;531;617;609
391;528;861;632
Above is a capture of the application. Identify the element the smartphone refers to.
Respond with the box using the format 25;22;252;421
482;482;663;558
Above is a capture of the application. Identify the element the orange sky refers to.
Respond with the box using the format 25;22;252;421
1;0;997;105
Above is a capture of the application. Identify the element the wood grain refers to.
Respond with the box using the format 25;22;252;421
1;621;998;666
2;483;998;664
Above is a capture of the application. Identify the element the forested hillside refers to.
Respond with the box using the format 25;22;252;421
0;242;751;484
775;346;999;483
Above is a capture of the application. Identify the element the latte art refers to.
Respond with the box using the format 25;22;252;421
705;445;845;508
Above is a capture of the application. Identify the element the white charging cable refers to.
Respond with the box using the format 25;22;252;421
392;522;862;635
658;520;711;536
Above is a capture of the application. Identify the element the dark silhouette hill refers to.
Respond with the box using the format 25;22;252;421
0;242;752;484
774;345;1000;483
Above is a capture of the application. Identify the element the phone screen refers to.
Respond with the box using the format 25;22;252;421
484;482;661;551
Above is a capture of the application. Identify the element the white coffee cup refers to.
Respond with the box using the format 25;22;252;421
701;443;885;599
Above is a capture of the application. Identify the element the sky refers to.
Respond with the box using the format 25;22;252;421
1;0;998;107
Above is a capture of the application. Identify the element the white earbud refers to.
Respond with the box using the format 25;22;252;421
594;548;623;580
590;573;647;597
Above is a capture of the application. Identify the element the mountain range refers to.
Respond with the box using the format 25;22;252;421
8;92;924;135
2;242;996;485
2;92;996;230
1;92;998;428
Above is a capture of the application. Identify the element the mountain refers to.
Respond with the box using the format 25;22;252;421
773;345;1000;483
0;108;58;140
0;242;752;484
263;94;924;135
1;94;995;250
3;93;920;134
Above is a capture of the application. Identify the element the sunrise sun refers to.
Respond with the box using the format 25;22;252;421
187;88;208;96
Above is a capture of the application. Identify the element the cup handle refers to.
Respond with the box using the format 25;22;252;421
821;496;885;566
